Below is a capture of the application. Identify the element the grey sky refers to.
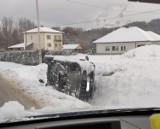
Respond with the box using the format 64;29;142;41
0;0;128;29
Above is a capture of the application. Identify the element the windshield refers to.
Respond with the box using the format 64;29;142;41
0;0;160;123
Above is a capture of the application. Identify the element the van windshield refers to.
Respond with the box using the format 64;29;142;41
0;0;160;123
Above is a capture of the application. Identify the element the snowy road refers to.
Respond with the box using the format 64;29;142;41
0;74;40;109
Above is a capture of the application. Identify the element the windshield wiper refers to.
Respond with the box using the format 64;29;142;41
28;107;160;119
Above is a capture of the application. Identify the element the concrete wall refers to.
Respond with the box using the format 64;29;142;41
95;42;152;54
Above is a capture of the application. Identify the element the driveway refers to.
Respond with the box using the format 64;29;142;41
0;74;40;109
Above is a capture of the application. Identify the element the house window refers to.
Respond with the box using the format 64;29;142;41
54;35;61;42
47;43;51;47
46;35;51;40
106;46;110;51
55;43;57;48
112;46;119;51
121;46;126;51
137;44;145;47
121;46;123;51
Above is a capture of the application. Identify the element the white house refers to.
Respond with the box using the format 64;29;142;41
8;27;63;51
92;27;160;54
63;44;83;53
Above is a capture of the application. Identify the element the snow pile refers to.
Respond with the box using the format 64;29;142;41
0;101;91;123
0;62;90;110
89;46;160;108
2;45;160;122
0;101;26;122
123;45;160;58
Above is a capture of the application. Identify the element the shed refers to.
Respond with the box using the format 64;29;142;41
8;42;33;51
63;44;83;53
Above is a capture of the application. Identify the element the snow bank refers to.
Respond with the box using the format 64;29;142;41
0;101;92;123
89;46;160;108
122;45;160;58
2;46;160;122
0;101;26;122
0;61;91;122
0;62;90;110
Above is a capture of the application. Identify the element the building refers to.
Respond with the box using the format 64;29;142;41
92;27;160;54
8;43;33;51
63;44;83;53
8;27;63;51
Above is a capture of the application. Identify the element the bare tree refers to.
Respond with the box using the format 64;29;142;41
18;17;36;41
1;17;14;49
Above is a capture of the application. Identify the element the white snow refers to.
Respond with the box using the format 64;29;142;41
0;62;91;122
8;42;33;49
53;54;95;74
146;31;160;41
0;101;26;122
2;45;160;121
93;27;160;43
89;45;160;108
26;27;62;33
122;45;160;58
63;44;81;50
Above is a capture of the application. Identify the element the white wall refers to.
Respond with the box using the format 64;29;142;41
24;33;45;50
95;42;151;54
24;32;63;51
45;33;63;51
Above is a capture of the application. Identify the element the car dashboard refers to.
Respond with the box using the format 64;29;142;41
0;108;159;129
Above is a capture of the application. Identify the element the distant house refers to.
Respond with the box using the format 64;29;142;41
8;43;33;51
92;26;160;54
8;27;63;51
63;44;83;53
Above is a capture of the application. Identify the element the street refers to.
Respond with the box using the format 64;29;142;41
0;74;40;109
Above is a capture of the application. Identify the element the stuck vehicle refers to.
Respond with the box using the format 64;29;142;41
45;54;95;101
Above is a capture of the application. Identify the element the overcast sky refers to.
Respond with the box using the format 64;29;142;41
0;0;128;29
0;0;160;29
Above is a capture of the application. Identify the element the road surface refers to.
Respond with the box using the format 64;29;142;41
0;74;40;109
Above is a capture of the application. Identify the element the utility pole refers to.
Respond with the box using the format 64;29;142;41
36;0;42;63
24;29;27;51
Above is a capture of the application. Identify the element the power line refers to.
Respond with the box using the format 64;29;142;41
53;0;160;27
54;9;160;27
66;0;146;13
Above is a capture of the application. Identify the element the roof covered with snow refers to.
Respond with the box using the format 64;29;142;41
8;42;33;49
26;27;62;33
93;27;160;43
146;31;160;41
63;44;82;50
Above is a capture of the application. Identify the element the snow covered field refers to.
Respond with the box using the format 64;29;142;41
90;45;160;108
1;45;160;122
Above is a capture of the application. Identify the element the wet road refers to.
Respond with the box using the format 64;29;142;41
0;74;40;109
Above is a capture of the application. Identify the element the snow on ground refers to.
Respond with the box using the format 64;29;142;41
1;45;160;122
90;45;160;108
0;62;90;117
